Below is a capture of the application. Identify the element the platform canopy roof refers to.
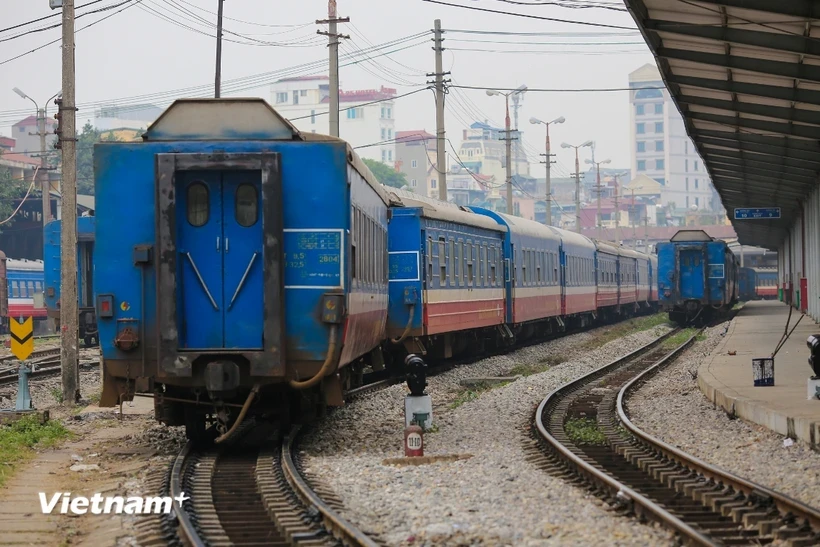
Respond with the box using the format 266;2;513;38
623;0;820;250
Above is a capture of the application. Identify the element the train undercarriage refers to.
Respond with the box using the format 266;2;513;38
100;300;659;443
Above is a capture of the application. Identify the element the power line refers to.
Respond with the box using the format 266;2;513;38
488;0;627;12
0;32;429;123
0;0;143;66
0;0;135;43
421;0;636;30
443;28;639;36
450;84;664;92
0;0;105;34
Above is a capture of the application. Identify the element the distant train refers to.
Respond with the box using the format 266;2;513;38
738;267;757;301
657;229;739;325
43;217;98;346
755;270;778;299
92;98;660;440
2;258;47;333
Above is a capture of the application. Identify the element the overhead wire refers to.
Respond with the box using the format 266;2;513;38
0;0;144;66
421;0;637;30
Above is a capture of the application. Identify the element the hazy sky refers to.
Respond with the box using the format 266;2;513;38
0;0;656;178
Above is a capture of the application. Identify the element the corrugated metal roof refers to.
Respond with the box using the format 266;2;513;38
623;0;820;250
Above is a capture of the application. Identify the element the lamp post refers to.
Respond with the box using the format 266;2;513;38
585;158;611;240
487;85;527;215
12;87;62;226
530;115;565;226
561;140;593;233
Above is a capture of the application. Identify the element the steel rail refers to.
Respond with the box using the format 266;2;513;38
282;425;380;547
169;441;206;547
618;339;820;537
0;360;100;386
534;328;719;546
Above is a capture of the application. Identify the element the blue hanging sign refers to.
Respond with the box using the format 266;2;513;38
733;208;781;220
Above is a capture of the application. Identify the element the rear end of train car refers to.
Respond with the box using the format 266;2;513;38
93;98;390;438
43;217;98;345
386;190;507;359
657;229;737;324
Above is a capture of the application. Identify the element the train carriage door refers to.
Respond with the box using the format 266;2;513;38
177;171;225;349
176;170;264;350
222;171;264;349
678;246;705;300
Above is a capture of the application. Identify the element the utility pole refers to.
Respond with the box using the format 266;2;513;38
562;140;592;233
504;95;513;215
429;20;449;201
511;90;525;178
487;86;526;216
613;173;620;245
643;214;650;254
318;0;349;137
631;189;637;250
214;0;224;97
530;116;564;227
36;110;48;225
60;0;79;405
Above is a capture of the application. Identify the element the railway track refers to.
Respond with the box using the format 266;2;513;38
166;424;382;547
0;359;100;387
529;327;820;546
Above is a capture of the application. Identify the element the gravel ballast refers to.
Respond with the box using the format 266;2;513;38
301;322;676;546
628;321;820;510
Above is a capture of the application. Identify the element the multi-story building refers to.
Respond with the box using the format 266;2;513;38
269;76;396;164
628;63;715;211
457;121;529;190
92;103;162;132
11;115;57;155
395;130;438;197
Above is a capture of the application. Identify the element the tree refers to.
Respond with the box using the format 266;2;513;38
76;122;102;195
361;158;408;189
0;152;30;234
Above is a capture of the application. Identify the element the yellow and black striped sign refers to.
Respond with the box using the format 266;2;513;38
10;317;34;361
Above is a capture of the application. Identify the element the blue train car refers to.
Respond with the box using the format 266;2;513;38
43;216;98;345
657;229;738;324
738;267;757;301
93;99;390;437
385;189;507;358
755;269;778;299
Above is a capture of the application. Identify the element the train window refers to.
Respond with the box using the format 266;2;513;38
28;281;35;295
11;281;19;297
479;244;485;287
427;237;433;285
187;182;209;227
235;184;258;227
439;238;446;285
456;242;462;286
464;242;473;287
351;212;357;280
491;247;497;286
522;250;527;286
449;239;455;286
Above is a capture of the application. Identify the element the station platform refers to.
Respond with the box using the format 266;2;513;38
698;301;820;447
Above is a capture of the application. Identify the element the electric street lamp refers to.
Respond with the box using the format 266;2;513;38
585;158;611;240
561;140;593;233
530;116;565;227
487;85;527;215
12;87;62;225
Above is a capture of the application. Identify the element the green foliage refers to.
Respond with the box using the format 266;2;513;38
580;312;671;352
0;151;30;234
0;415;70;487
76;123;103;195
663;328;699;349
564;417;607;445
508;354;566;377
361;158;408;189
51;387;63;403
